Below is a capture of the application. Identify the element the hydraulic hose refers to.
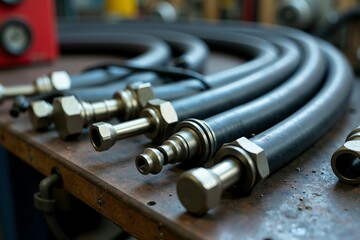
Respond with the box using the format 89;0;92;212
57;31;170;88
59;26;210;72
59;22;279;94
89;27;301;150
10;27;211;117
0;31;171;102
134;23;326;175
177;40;354;214
35;24;283;139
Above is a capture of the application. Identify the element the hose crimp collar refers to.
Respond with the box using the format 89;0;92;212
214;137;270;194
175;118;217;166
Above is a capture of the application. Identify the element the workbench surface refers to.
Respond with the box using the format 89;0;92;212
1;54;359;240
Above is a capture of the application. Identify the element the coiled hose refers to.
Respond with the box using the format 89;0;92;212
176;39;353;214
133;22;350;178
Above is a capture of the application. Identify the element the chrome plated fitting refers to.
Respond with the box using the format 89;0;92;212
135;119;216;175
177;137;269;215
29;100;54;130
90;99;178;151
331;126;360;184
0;71;71;102
53;82;153;140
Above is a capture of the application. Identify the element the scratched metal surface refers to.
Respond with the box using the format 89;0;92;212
0;54;359;240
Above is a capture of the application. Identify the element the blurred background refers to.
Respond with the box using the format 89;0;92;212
56;0;360;72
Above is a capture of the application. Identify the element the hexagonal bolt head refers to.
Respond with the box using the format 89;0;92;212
141;99;178;143
177;168;222;215
29;100;53;130
128;82;154;108
113;82;154;121
214;137;270;194
50;71;71;91
331;140;360;184
53;96;84;140
89;122;117;151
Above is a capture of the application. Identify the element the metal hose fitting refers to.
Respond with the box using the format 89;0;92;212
177;137;269;215
52;82;153;139
29;100;54;130
90;98;178;151
0;71;71;103
135;119;216;175
331;126;360;184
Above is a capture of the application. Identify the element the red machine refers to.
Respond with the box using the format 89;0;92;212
0;0;58;68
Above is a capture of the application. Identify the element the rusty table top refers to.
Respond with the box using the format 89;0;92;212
0;54;359;240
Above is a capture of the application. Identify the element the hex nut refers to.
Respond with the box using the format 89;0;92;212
113;82;154;121
214;137;270;193
141;99;178;143
29;100;53;130
177;168;222;215
90;122;117;151
128;82;154;108
50;71;71;91
53;96;84;140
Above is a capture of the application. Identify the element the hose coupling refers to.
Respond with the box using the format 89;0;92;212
177;137;269;215
135;119;216;175
0;71;70;103
90;99;178;151
114;82;154;121
331;126;360;184
53;82;153;140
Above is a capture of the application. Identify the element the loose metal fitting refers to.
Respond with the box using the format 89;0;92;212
331;126;360;184
177;137;270;215
0;71;71;103
52;82;154;140
135;119;216;175
90;98;178;151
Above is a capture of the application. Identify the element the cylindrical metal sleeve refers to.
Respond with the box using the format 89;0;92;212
206;26;326;146
172;32;300;120
58;32;170;88
252;41;354;173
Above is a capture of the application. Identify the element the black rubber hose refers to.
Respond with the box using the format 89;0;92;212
58;32;171;88
59;22;278;92
205;26;326;147
59;25;209;72
252;41;354;173
171;31;300;120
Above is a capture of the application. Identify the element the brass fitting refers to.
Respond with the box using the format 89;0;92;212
53;82;153;140
177;137;270;215
28;100;54;130
135;119;216;175
90;99;178;151
331;126;360;184
0;71;71;102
